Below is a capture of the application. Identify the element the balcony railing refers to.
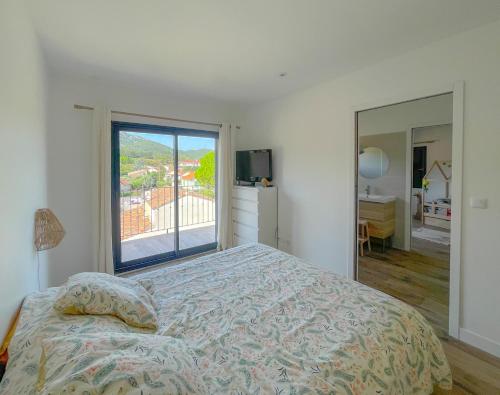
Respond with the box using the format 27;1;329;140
120;185;215;241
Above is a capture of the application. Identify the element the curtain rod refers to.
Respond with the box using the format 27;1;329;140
73;104;235;129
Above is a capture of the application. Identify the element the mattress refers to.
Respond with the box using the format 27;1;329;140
0;243;452;394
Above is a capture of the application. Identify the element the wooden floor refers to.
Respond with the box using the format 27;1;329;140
412;224;451;261
358;246;500;394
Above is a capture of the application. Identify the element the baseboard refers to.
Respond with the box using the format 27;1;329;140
459;328;500;358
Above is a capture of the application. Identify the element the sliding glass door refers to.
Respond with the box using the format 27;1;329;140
111;122;217;273
177;135;217;251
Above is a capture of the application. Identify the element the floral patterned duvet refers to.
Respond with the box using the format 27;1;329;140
0;243;452;394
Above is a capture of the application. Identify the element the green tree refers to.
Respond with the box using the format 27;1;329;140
130;172;158;190
119;155;134;175
130;175;146;190
195;152;215;188
156;166;168;187
120;155;133;165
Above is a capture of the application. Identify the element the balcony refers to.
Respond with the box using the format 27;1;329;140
120;185;216;263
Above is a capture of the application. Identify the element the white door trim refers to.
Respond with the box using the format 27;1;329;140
405;128;412;252
348;81;464;339
449;81;464;339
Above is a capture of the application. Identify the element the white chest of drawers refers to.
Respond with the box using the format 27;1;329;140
232;186;278;248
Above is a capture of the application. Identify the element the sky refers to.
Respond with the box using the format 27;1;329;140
128;132;215;151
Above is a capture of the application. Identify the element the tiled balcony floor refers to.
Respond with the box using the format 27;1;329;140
121;224;216;262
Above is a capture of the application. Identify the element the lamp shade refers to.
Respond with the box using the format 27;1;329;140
34;209;65;251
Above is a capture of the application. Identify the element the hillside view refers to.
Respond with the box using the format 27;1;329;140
121;132;211;162
119;132;215;192
120;132;211;173
118;132;216;246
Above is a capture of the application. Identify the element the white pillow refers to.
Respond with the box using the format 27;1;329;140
54;272;158;329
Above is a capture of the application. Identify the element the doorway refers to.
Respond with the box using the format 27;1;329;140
352;86;463;339
111;121;218;273
410;124;452;262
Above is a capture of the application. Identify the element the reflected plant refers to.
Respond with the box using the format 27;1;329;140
422;178;430;192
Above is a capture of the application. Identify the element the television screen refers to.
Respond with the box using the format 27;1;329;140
236;150;272;182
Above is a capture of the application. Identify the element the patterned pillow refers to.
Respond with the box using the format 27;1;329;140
36;333;207;394
54;272;158;329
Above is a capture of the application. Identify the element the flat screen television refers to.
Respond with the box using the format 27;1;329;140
236;149;272;184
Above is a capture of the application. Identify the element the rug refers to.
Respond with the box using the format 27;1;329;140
412;227;450;246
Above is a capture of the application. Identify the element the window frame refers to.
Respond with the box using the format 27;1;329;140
111;121;218;273
412;145;427;189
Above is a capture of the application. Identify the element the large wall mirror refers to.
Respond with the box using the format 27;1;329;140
359;147;389;179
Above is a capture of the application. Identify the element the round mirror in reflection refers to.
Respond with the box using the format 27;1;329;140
359;147;390;179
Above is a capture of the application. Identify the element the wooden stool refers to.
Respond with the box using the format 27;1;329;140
358;219;371;256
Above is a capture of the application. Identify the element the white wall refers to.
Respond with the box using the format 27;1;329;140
357;93;452;136
0;0;49;338
237;20;500;354
46;72;237;287
414;124;453;173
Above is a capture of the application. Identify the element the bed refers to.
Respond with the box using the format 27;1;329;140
0;243;451;394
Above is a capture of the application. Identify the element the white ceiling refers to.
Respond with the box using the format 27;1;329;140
28;0;500;103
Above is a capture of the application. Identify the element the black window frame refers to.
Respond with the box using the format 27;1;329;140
111;121;218;273
412;146;427;189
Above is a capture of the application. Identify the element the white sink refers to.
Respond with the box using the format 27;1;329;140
358;194;396;203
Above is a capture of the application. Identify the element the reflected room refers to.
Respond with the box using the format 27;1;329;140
356;93;452;338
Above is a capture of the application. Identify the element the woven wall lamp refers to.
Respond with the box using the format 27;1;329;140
34;209;65;251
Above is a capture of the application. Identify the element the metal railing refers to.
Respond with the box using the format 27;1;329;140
120;185;215;241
